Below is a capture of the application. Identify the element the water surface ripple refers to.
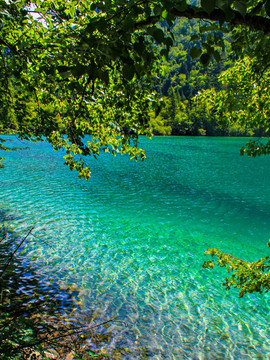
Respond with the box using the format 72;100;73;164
1;136;270;359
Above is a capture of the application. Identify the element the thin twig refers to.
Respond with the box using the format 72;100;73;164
0;227;34;277
0;37;19;54
18;318;127;349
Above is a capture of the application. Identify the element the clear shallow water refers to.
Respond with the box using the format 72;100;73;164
1;136;270;359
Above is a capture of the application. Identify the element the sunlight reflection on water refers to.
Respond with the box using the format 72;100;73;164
1;136;270;359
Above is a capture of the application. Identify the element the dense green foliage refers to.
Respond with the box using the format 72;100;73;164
1;0;270;301
0;0;165;178
150;17;270;137
198;56;270;145
1;0;270;174
203;244;270;298
150;17;233;136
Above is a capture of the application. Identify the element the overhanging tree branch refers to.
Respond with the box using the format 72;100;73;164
135;5;270;35
171;6;270;35
0;37;19;54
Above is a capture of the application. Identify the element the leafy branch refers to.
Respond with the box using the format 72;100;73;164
203;243;270;297
134;3;270;35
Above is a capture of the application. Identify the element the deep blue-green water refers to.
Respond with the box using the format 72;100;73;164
1;136;270;359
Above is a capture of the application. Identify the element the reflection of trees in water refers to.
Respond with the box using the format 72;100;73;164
0;210;108;359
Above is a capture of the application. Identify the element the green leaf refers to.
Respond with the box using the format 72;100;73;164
134;41;145;56
122;17;135;32
190;47;202;59
213;50;221;62
161;9;168;19
165;37;174;48
160;48;169;61
216;0;229;10
72;64;88;77
57;65;70;73
201;0;216;13
190;35;200;41
175;1;187;12
98;70;109;85
265;0;270;17
200;52;211;67
202;42;213;53
90;3;98;11
153;5;162;16
233;0;247;16
153;29;165;44
57;65;71;79
122;65;135;81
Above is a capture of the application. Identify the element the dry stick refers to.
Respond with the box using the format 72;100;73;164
0;227;34;278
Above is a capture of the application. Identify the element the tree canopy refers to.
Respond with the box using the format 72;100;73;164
1;0;270;176
1;0;270;296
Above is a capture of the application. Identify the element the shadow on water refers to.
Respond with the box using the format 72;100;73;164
0;209;112;360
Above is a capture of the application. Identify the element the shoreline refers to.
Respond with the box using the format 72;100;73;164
0;217;114;360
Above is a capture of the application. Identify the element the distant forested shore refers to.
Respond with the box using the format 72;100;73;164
149;17;269;139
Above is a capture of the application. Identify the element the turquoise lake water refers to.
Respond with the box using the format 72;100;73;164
0;136;270;359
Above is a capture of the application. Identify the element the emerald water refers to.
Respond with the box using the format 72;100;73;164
1;136;270;359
